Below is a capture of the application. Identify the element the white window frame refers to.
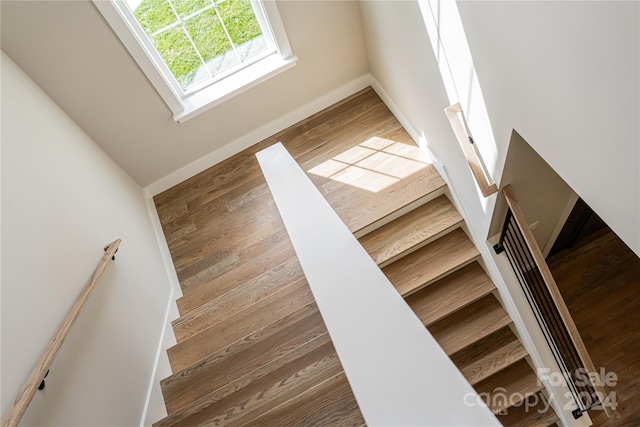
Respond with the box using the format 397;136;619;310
94;0;297;123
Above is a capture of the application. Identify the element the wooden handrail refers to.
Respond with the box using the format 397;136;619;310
502;185;615;418
1;239;121;427
445;103;498;197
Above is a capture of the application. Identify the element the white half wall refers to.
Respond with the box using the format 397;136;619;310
257;143;499;427
1;52;172;426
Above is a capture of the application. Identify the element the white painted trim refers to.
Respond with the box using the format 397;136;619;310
139;286;174;426
257;143;499;426
93;0;185;115
261;0;293;59
139;189;181;425
144;73;373;196
543;192;579;257
175;54;297;123
143;188;182;297
94;0;297;123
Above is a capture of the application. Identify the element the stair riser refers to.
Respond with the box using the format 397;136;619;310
167;278;315;372
172;257;304;343
163;311;328;414
353;186;446;239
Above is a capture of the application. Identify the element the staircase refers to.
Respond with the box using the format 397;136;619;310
153;87;560;426
357;190;560;426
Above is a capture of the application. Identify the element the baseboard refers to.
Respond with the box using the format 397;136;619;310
139;287;176;426
144;73;374;197
143;188;182;298
140;188;181;425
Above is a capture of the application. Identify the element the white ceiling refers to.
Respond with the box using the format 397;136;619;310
1;0;369;187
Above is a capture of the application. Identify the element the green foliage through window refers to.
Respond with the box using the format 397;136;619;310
133;0;264;89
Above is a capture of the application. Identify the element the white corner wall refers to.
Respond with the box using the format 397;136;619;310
360;0;493;237
456;0;640;256
1;52;173;426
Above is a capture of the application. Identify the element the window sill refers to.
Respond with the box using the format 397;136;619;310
174;53;298;123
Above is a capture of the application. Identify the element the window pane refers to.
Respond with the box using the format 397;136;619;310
218;0;266;60
185;7;238;75
218;0;261;45
171;0;212;19
133;0;176;34
152;26;207;88
129;0;274;92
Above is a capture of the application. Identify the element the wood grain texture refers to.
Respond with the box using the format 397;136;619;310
474;359;544;412
444;103;497;198
172;256;304;343
383;228;480;297
163;340;341;427
500;391;559;427
247;372;365;427
155;87;437;425
548;231;640;427
406;262;495;327
359;195;462;267
158;333;332;425
176;239;295;315
167;277;315;372
450;326;528;386
153;87;555;425
429;294;513;356
162;305;326;413
1;239;121;427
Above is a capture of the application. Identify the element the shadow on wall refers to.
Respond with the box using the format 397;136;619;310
488;130;577;256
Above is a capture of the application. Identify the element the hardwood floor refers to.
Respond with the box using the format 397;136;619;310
153;86;565;426
153;87;442;426
548;230;640;427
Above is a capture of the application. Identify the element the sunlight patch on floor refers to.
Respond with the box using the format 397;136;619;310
307;137;430;193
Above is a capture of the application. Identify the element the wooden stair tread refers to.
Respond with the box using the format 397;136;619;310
161;303;325;414
176;239;296;315
328;163;446;235
246;372;364;427
474;359;544;412
175;221;288;295
156;339;341;427
499;391;559;427
158;333;333;425
406;262;495;326
176;348;343;427
167;278;315;372
383;228;480;297
450;326;529;386
429;294;512;355
172;256;304;343
359;195;463;266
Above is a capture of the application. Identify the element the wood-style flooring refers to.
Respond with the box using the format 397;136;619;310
548;230;640;427
153;87;442;426
152;86;561;426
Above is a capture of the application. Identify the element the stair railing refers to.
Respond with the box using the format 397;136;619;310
1;239;121;427
493;186;615;419
444;103;498;197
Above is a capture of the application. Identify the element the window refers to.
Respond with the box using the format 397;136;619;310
94;0;296;122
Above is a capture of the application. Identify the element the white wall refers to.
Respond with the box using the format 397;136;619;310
360;0;492;237
1;52;172;426
1;0;369;188
456;0;640;256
